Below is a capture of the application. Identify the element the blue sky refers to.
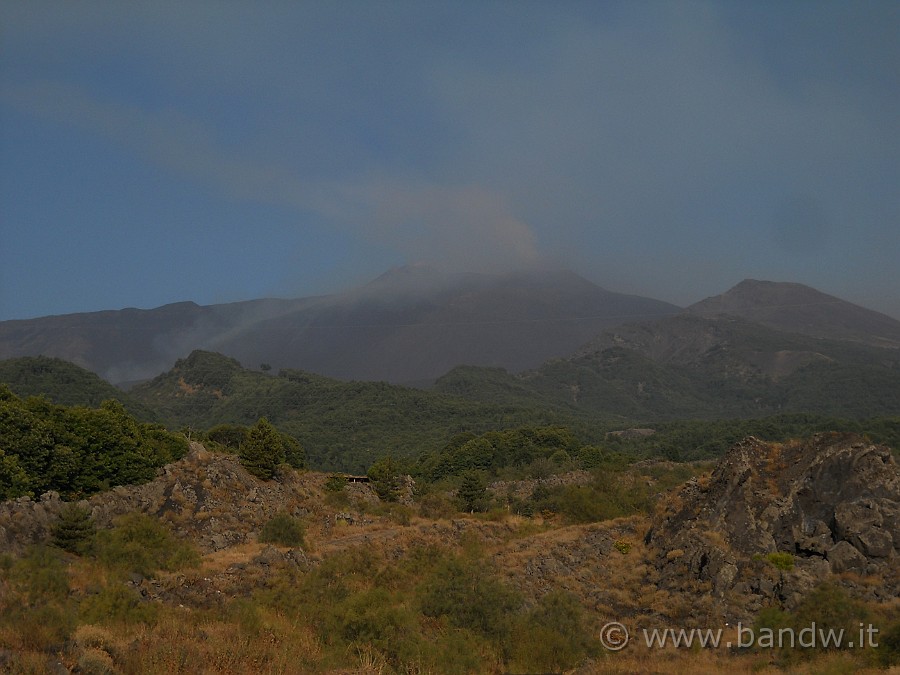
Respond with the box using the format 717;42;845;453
1;0;898;321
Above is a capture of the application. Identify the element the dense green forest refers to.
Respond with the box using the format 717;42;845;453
2;352;898;479
0;385;188;500
127;351;603;473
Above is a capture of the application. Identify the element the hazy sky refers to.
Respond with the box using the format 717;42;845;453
1;1;898;321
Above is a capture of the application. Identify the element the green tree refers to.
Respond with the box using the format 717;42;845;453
51;503;96;555
279;431;306;470
239;418;285;480
456;470;488;512
204;423;248;451
0;448;30;499
368;455;403;502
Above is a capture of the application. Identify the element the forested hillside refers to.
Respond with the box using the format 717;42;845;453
127;351;604;472
0;356;157;419
4;351;898;476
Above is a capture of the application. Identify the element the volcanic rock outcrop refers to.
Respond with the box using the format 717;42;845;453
647;433;900;617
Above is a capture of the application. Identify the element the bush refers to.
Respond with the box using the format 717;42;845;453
76;648;117;675
766;551;794;571
2;547;76;650
7;545;70;604
419;555;521;641
79;584;158;626
93;513;200;576
613;539;632;555
877;618;900;666
324;474;348;492
259;513;305;548
509;591;594;671
417;492;457;519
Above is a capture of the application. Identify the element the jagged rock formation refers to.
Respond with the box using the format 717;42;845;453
646;433;900;618
0;443;372;556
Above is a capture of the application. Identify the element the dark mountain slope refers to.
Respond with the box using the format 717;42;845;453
689;279;900;348
0;297;313;385
0;267;678;386
214;267;680;384
438;313;900;420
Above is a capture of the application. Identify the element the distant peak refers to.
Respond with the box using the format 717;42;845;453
368;263;438;283
693;279;836;309
728;279;818;293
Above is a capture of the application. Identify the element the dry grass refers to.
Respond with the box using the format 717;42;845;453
2;484;898;674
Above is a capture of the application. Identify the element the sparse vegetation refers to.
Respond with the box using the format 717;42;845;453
93;512;200;577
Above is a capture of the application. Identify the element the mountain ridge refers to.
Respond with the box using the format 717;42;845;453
689;279;900;348
2;272;899;390
0;267;679;385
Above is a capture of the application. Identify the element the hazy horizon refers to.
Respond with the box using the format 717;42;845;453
2;1;898;321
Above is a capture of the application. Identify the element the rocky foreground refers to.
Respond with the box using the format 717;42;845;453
2;433;897;632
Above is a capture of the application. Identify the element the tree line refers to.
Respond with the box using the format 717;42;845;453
0;385;188;500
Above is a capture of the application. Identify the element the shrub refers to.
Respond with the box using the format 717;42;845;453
766;551;794;571
877;618;900;666
614;539;632;555
509;591;594;671
324;474;348;492
79;584;158;626
375;502;412;526
72;624;116;652
333;587;415;650
1;546;76;650
93;513;200;576
416;492;456;519
76;648;117;675
12;545;71;604
549;449;571;465
792;583;870;644
259;513;306;548
419;555;521;641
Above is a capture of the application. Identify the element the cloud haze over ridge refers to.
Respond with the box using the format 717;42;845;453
1;1;897;320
